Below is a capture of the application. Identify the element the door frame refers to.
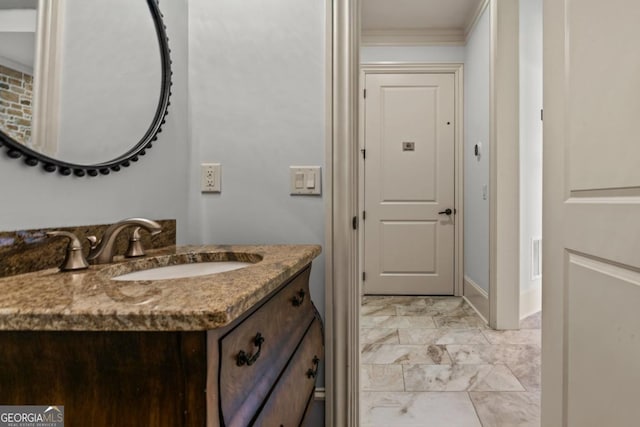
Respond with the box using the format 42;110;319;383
488;0;520;331
358;63;464;297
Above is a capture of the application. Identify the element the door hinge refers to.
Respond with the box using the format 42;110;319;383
361;149;366;159
362;211;366;220
362;272;366;281
352;216;358;230
541;109;544;121
363;89;367;99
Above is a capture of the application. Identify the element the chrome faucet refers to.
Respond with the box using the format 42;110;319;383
86;218;162;264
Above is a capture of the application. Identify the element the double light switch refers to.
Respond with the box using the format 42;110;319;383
290;166;321;195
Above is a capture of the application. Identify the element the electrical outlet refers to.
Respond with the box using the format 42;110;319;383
201;163;221;193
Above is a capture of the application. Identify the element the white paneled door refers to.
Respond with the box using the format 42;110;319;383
363;73;455;295
543;0;640;425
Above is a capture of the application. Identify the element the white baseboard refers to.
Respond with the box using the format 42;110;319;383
463;276;489;322
520;285;542;319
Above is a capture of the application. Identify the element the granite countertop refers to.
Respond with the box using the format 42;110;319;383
0;244;321;331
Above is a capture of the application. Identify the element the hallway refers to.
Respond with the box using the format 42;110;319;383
360;296;541;426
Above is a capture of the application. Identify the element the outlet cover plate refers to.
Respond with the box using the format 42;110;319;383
201;163;221;193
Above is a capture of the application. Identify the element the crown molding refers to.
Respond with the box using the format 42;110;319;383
464;0;490;41
361;28;466;46
360;0;491;47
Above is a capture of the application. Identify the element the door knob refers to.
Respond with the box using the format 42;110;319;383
438;208;453;216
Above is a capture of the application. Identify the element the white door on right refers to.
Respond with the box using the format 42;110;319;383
363;73;455;295
543;0;640;425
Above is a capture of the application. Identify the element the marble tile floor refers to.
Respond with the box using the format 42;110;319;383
360;296;541;427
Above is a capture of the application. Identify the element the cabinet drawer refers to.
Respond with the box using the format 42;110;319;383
252;318;324;427
219;266;314;427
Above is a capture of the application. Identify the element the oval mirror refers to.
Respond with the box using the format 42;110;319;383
0;0;171;177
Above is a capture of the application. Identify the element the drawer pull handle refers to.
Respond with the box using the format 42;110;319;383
291;289;306;307
306;355;320;379
236;333;264;366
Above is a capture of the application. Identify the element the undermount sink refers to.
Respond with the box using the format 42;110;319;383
108;252;263;281
111;262;253;281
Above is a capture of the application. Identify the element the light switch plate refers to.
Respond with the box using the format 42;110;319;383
290;166;321;195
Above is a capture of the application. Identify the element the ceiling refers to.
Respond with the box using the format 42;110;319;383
0;2;38;71
361;0;486;45
0;32;35;71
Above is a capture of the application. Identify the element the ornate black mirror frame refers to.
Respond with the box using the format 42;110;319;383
0;0;172;178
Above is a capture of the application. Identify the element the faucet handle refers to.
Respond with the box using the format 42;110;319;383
47;231;89;271
86;235;98;249
125;227;146;258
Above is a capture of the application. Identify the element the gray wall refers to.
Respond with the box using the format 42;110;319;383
188;2;326;422
0;0;189;241
57;0;161;164
463;6;491;292
187;0;326;400
519;0;542;316
361;45;465;63
0;9;36;73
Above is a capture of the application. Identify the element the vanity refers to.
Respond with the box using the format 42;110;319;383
0;243;323;426
0;1;324;424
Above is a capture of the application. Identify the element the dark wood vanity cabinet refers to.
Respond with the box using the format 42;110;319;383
212;265;323;426
252;320;323;426
0;265;323;427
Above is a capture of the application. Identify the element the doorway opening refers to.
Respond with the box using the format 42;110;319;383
325;0;542;425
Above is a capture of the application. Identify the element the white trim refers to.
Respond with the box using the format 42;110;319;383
358;66;366;300
323;0;335;423
360;62;463;73
541;0;565;423
464;275;489;321
327;0;360;425
361;29;466;47
30;0;64;157
358;62;465;297
464;0;491;41
519;285;541;320
488;0;520;330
